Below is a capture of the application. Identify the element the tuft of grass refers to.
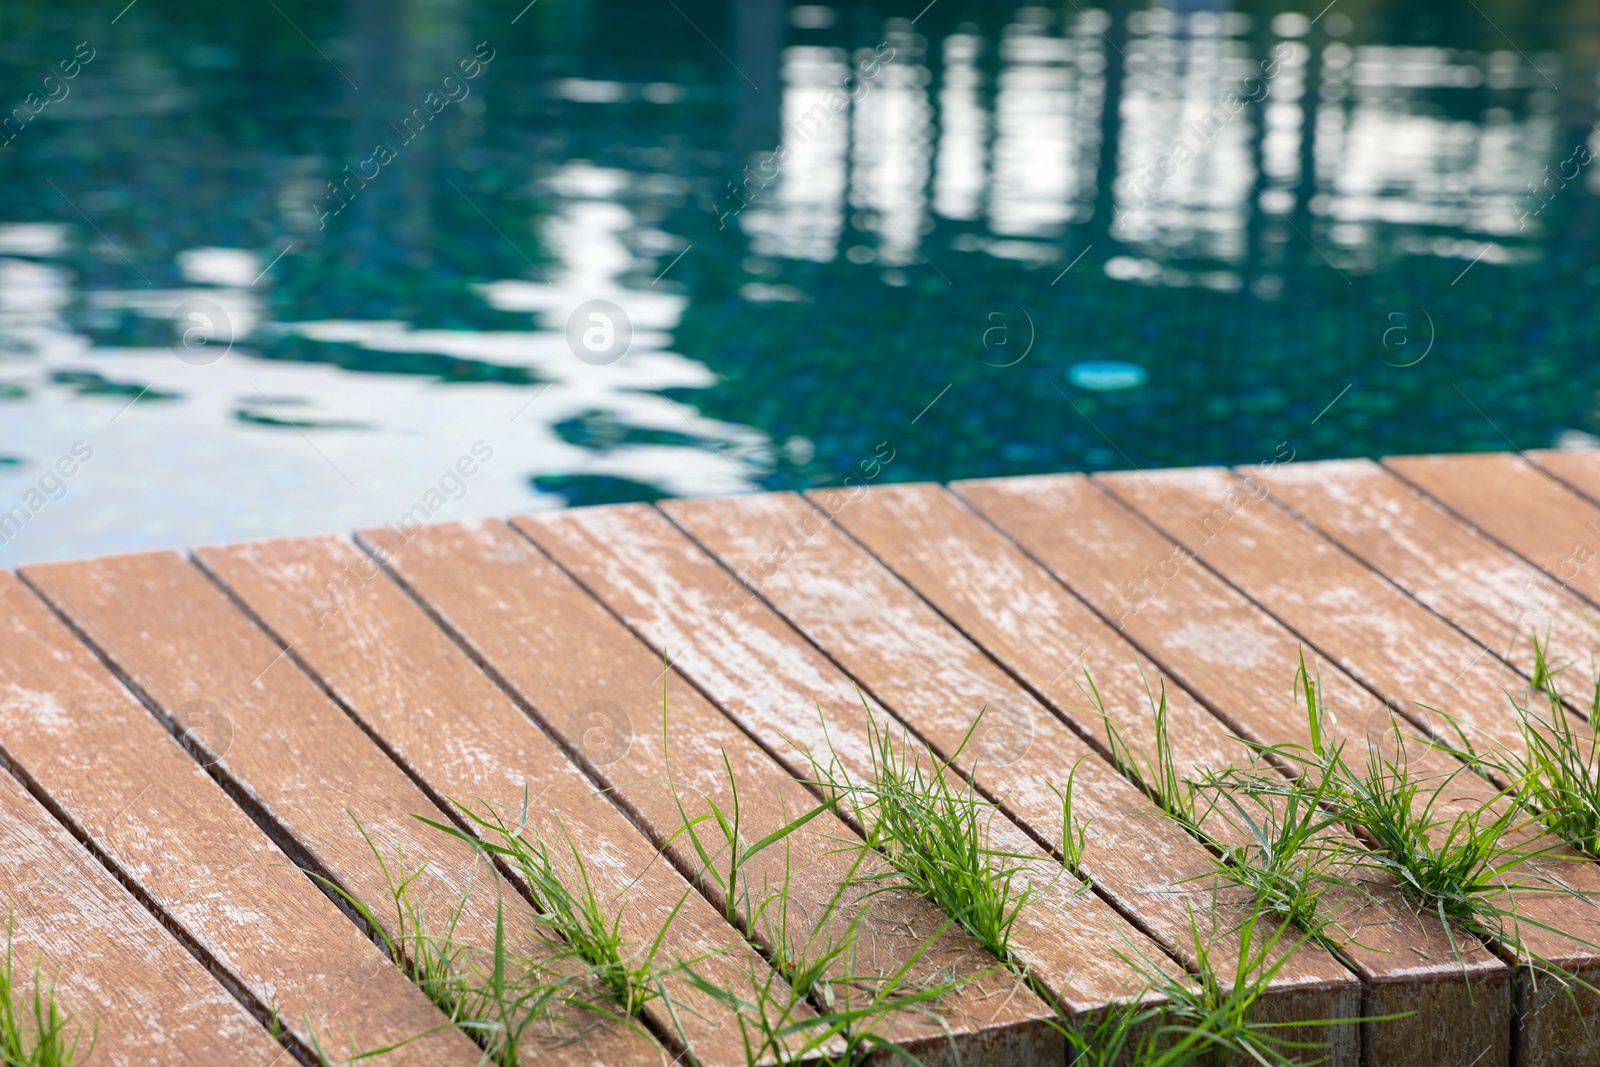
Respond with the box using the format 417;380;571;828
1212;655;1598;976
0;915;94;1067
1048;755;1093;874
335;769;968;1067
1475;637;1600;859
682;889;960;1067
656;691;842;938
809;711;1042;966
1066;904;1356;1067
667;808;972;1067
1195;764;1351;943
804;699;1373;1065
1087;664;1354;948
1093;672;1212;832
1289;662;1538;939
312;812;611;1062
419;797;688;1024
652;685;977;1063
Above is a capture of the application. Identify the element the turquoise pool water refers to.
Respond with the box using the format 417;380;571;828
0;0;1594;561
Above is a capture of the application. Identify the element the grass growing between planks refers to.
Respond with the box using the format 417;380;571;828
1224;659;1594;969
425;800;684;1023
0;917;93;1067
314;807;650;1066
1066;908;1346;1067
1470;637;1600;859
809;714;1041;967
1096;672;1214;833
305;648;1600;1066
1094;652;1600;1005
650;700;973;1065
806;703;1359;1066
321;762;975;1066
662;774;967;1066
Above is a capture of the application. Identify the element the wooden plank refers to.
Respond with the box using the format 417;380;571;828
194;533;771;1065
1385;452;1600;611
1263;458;1599;681
1097;466;1535;769
0;570;481;1066
1528;450;1600;533
515;505;1180;1029
0;763;279;1066
949;471;1476;797
340;520;1060;1067
658;492;1363;1066
822;481;1509;1067
15;553;672;1066
198;532;884;1067
954;469;1600;1065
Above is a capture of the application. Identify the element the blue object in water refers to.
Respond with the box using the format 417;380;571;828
1068;361;1148;391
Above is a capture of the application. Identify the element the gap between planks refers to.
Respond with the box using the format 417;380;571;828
956;468;1600;1067
822;480;1511;1067
659;490;1365;1067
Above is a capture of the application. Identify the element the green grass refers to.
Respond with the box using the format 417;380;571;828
320;810;672;1064
654;689;844;941
805;700;1368;1065
417;798;688;1027
1066;906;1349;1067
651;686;975;1064
325;758;972;1067
1198;765;1351;943
1472;637;1600;858
682;893;959;1067
806;710;1044;967
1199;656;1599;981
0;916;93;1067
663;807;971;1067
313;805;667;1066
1094;672;1212;832
308;655;1600;1065
1086;665;1354;948
1048;754;1093;874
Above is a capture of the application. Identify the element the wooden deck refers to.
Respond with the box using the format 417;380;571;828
4;451;1600;1066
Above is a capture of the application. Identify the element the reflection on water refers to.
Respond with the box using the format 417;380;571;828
0;0;1597;561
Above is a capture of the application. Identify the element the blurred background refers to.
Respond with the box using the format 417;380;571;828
0;0;1595;562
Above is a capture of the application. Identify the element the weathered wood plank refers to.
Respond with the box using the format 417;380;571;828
195;535;760;1065
17;552;667;1065
0;762;278;1066
343;519;1060;1067
658;492;1363;1067
955;469;1600;1065
1528;450;1600;532
197;532;825;1067
949;472;1441;766
0;570;481;1066
516;506;1178;1030
826;481;1509;1067
1097;466;1535;768
1385;453;1600;610
1263;458;1598;681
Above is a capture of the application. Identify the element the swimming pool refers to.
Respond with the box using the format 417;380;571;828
0;0;1594;561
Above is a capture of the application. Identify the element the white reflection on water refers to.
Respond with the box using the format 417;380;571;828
744;45;850;262
0;163;765;563
932;32;986;222
1115;14;1259;261
851;21;935;266
989;10;1084;238
1326;47;1560;241
0;9;1592;562
750;9;1578;275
